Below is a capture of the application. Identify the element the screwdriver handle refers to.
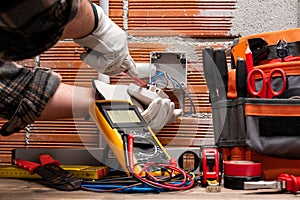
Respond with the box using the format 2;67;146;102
277;174;300;193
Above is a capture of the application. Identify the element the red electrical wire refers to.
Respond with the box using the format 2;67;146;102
127;134;195;191
139;162;172;182
141;162;188;187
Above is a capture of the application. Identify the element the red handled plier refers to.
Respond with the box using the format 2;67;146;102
14;154;81;191
244;174;300;194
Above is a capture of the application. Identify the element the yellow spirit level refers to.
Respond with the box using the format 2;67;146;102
89;100;170;175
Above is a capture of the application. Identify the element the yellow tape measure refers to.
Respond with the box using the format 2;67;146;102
0;165;109;180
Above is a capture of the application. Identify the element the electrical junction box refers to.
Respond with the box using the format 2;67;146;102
149;52;187;111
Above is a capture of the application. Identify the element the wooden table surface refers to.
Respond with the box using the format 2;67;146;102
0;178;298;200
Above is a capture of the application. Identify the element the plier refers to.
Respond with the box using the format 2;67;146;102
244;174;300;194
14;154;81;191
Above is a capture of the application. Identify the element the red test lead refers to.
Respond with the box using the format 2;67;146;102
124;70;147;87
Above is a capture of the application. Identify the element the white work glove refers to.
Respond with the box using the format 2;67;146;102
127;83;182;133
74;3;138;77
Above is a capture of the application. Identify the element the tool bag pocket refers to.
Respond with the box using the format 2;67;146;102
244;63;300;159
212;98;246;147
245;98;300;159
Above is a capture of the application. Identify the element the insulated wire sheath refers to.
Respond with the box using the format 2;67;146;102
126;134;195;191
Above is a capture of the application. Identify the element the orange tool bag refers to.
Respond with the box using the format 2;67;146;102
203;28;300;180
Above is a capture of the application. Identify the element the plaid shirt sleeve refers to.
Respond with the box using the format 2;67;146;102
0;0;82;61
0;61;61;136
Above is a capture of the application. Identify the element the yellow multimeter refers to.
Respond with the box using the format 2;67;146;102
89;99;171;175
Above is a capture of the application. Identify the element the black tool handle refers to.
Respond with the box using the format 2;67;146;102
236;58;248;97
202;47;218;102
214;49;228;97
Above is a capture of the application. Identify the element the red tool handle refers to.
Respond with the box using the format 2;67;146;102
266;68;287;98
14;158;40;175
277;174;300;194
247;68;267;98
39;154;61;166
124;70;147;87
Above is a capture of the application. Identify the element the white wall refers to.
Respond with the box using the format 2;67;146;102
230;0;299;36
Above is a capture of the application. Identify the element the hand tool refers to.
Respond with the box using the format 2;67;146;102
247;68;287;98
244;174;300;194
124;69;147;87
247;37;269;66
276;39;289;61
202;47;218;102
89;100;171;176
199;146;222;192
236;58;248;97
245;46;255;89
14;154;81;191
213;48;228;99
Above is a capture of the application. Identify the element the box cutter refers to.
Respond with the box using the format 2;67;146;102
244;174;300;194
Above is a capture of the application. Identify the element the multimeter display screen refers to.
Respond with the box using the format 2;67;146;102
107;110;141;123
96;101;147;128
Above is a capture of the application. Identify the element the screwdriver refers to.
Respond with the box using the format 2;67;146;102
124;70;147;87
244;174;300;194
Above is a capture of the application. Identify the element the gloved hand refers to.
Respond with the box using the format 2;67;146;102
127;83;182;132
74;3;138;77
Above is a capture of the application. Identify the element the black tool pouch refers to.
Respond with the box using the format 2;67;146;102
211;98;247;148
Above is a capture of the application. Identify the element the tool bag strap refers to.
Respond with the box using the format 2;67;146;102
249;38;300;65
245;99;300;117
231;28;300;66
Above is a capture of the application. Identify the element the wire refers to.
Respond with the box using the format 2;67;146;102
81;182;142;193
122;133;161;190
150;70;196;115
169;74;196;115
82;133;196;193
125;133;195;191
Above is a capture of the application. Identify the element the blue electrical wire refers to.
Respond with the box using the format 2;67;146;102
81;182;163;193
150;71;196;115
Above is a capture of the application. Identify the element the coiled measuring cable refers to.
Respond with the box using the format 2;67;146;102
123;133;195;191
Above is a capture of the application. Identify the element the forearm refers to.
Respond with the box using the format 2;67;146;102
61;0;95;39
38;83;96;120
